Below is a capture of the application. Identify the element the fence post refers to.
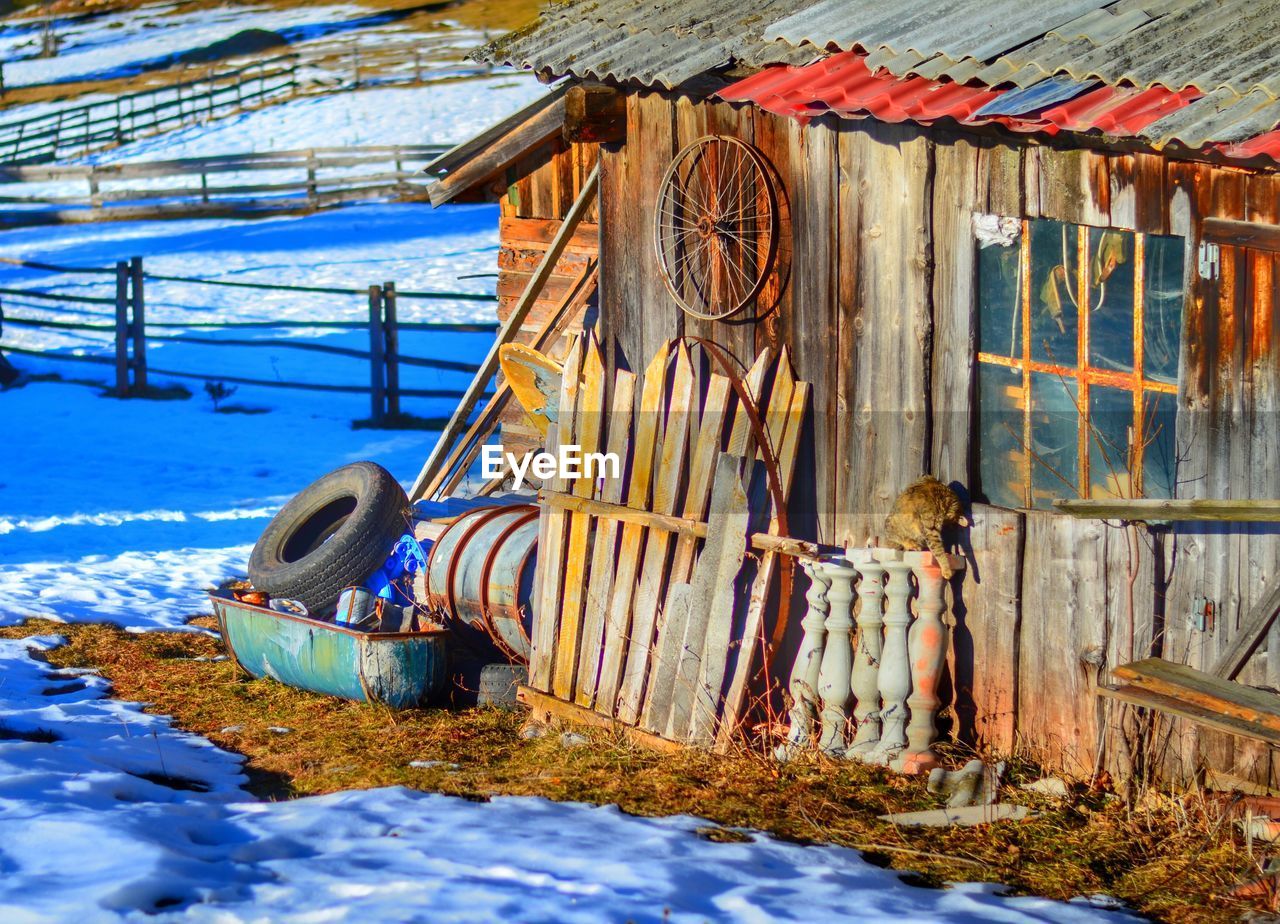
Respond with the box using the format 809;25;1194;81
306;150;317;206
114;261;130;395
352;43;361;88
414;49;422;82
368;284;384;423
383;281;399;419
129;256;147;393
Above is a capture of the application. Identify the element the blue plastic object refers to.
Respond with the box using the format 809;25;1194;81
366;532;428;605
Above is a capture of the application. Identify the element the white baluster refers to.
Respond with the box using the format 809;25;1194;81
845;550;886;760
775;561;830;761
816;558;857;755
869;554;913;767
897;551;953;773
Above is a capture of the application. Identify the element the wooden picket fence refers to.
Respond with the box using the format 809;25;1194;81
520;334;816;750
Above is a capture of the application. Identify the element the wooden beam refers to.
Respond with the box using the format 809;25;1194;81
1054;498;1280;522
563;84;625;145
1203;217;1280;253
516;685;684;754
539;490;824;561
409;163;599;503
427;261;598;501
1099;684;1280;748
1114;658;1280;731
426;89;568;206
1211;580;1280;680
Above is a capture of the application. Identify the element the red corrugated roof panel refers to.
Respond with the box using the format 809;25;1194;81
719;52;1000;126
1217;130;1280;161
717;51;1204;147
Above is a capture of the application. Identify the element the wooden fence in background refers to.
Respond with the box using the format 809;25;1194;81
0;146;450;224
0;41;493;165
0;257;499;425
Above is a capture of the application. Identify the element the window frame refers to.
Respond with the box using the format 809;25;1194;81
974;219;1182;509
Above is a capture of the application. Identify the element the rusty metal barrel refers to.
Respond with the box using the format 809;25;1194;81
424;504;539;663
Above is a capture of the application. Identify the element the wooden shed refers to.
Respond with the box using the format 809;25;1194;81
421;0;1280;789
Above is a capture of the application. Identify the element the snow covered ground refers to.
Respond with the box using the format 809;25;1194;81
0;201;500;627
0;636;1131;923
95;75;546;160
0;4;1141;921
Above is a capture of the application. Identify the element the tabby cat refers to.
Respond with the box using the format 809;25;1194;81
883;476;969;579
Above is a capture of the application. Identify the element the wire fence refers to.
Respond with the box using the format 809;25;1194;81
0;256;498;424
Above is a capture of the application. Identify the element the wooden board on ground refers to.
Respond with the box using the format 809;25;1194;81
1112;658;1280;735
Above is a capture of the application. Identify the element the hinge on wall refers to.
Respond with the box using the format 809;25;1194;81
1197;241;1220;281
1190;595;1216;634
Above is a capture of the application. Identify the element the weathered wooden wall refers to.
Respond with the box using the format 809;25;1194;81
510;88;1280;784
494;138;600;455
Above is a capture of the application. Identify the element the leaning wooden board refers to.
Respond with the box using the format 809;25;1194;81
524;336;811;748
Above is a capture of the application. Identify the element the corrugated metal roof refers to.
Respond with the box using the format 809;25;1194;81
487;0;1280;153
764;0;1114;68
971;76;1100;118
764;0;1280;100
477;0;813;89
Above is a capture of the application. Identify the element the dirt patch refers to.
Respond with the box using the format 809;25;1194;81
0;615;1265;922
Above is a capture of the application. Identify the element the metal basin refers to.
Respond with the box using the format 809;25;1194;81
211;591;449;709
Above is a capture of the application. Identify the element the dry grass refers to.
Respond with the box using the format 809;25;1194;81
0;616;1267;923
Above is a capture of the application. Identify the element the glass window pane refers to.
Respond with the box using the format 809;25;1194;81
1142;391;1177;499
1029;220;1078;365
977;237;1022;358
1143;235;1185;385
1086;227;1135;374
976;363;1026;508
1029;371;1079;507
1088;386;1134;499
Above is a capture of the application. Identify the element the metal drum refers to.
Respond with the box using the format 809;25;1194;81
424;504;539;663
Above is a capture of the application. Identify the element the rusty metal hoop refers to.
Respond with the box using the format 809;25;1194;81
653;136;780;321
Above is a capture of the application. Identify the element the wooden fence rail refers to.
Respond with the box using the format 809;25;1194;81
0;257;498;422
0;40;493;165
0;146;450;225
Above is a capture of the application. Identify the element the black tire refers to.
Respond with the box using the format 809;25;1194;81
248;461;409;616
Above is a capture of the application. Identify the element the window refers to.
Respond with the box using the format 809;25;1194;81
975;218;1185;510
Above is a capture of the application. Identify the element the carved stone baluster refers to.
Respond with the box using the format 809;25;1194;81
870;554;913;767
898;551;954;774
816;558;857;755
845;550;886;760
774;561;830;761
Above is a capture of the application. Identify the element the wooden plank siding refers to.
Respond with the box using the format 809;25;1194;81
495;87;1280;783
